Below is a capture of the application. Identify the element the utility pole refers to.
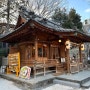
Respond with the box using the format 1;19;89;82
7;0;10;32
6;0;10;55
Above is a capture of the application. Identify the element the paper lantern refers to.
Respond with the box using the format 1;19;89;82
65;40;71;49
58;39;61;42
81;44;84;50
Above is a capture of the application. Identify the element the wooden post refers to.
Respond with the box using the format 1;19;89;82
79;44;83;71
35;38;38;60
79;44;82;62
47;43;50;59
34;38;38;78
66;49;70;73
18;52;20;73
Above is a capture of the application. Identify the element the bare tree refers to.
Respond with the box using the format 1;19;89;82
0;0;19;33
0;0;19;24
0;0;68;34
17;0;68;18
0;0;68;24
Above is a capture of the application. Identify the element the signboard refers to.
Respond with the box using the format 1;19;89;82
7;52;20;76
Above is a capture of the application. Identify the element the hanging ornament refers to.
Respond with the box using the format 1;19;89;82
65;40;71;49
81;44;84;50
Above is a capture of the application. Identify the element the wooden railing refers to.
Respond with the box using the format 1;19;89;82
70;62;83;73
20;58;68;77
21;59;57;77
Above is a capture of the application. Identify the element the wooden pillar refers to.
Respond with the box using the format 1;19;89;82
66;49;70;73
35;38;38;60
58;43;61;61
79;44;82;62
47;43;50;59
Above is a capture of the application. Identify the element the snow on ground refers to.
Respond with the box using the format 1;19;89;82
0;78;21;90
1;77;90;90
42;84;90;90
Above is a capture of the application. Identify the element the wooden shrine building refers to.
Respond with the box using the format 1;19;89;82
0;7;90;77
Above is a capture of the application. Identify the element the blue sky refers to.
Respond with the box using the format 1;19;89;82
67;0;90;22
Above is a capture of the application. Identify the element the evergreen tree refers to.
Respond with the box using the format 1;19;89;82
69;9;82;30
52;8;83;31
52;8;68;25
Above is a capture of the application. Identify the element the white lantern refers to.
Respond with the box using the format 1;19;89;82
81;44;84;50
58;39;61;43
65;40;71;49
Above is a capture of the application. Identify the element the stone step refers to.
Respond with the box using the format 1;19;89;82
53;79;80;88
81;77;90;84
81;80;90;88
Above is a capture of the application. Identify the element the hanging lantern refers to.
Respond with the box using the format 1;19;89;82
81;44;84;50
58;39;61;43
65;40;71;49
